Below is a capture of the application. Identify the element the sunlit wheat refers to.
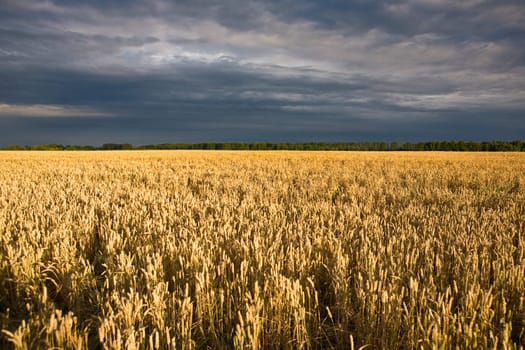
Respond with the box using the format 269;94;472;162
0;151;523;349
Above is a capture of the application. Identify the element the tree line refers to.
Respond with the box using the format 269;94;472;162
2;140;524;151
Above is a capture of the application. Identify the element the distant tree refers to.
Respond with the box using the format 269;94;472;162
31;144;64;150
101;143;133;150
2;140;524;151
4;144;25;150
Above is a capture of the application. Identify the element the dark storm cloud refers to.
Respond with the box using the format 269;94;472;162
267;0;525;40
0;0;524;145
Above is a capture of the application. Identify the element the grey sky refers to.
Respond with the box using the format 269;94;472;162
0;0;524;145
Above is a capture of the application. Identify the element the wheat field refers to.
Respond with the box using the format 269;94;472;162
0;151;523;349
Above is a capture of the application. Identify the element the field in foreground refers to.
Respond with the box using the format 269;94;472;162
0;151;523;349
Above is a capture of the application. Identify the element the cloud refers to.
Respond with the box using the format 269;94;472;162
0;0;524;144
0;103;112;117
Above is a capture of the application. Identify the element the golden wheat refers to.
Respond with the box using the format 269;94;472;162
0;151;523;349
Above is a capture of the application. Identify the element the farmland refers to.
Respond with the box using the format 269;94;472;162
0;151;523;349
